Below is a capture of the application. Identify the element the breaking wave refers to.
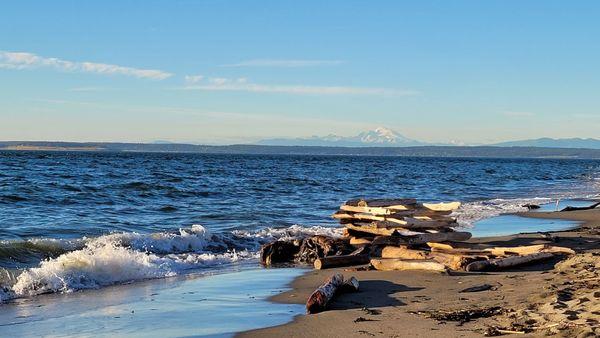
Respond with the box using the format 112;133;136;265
0;224;339;303
454;197;554;226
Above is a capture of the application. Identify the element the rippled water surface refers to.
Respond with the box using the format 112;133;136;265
0;151;599;301
2;151;599;239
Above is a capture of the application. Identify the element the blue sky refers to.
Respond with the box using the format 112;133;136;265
1;0;599;144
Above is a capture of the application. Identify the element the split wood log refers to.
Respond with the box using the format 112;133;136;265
339;205;453;216
381;246;429;260
350;237;372;246
560;201;600;212
334;212;457;228
381;246;488;270
306;273;345;314
484;244;575;256
420;201;461;211
314;254;371;269
340;205;397;215
371;231;472;247
344;223;412;237
426;252;488;270
370;258;447;272
465;252;556;272
430;246;494;256
426;242;479;250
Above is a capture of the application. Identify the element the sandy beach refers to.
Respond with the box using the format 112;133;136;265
240;209;600;338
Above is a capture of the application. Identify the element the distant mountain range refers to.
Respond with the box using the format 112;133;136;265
258;127;600;149
2;127;600;159
258;127;429;147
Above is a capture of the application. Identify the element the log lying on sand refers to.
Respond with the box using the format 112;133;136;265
381;246;488;270
484;244;575;256
306;273;344;314
371;231;472;247
371;258;448;272
465;252;556;272
560;201;600;212
314;254;371;269
306;274;359;314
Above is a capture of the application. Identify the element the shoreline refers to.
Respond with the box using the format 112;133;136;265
238;209;600;337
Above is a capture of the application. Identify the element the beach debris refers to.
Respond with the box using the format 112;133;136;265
466;252;556;272
260;235;354;266
260;197;577;273
260;240;300;265
522;203;541;210
370;258;448;272
361;307;381;315
353;317;378;323
560;201;600;212
410;306;505;324
314;252;370;270
459;284;495;293
306;273;359;314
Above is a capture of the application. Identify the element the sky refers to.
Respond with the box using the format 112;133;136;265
1;0;599;145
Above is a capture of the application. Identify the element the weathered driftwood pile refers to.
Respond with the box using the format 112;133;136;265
260;198;576;273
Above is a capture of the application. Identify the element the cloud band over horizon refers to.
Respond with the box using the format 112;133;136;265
0;51;173;80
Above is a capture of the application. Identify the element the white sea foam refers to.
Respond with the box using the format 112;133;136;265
2;224;338;301
454;197;554;226
232;224;343;242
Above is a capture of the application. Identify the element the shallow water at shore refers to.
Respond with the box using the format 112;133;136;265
0;268;305;337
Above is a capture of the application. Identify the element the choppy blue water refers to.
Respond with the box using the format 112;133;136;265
0;151;599;302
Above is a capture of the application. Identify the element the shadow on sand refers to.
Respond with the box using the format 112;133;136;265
330;280;423;310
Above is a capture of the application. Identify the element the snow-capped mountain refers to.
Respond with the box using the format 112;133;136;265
257;127;428;147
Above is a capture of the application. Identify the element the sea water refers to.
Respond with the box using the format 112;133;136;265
1;151;599;326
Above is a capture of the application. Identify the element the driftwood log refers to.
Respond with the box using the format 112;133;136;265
381;246;488;270
560;201;600;212
306;273;344;314
260;240;300;265
306;274;359;314
371;258;448;272
465;252;556;272
349;237;372;246
314;254;371;269
371;231;472;247
484;244;575;256
260;235;355;266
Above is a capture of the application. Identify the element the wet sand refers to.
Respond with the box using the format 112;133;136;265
239;209;600;337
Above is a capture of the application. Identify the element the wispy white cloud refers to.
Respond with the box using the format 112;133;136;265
180;76;417;96
0;51;172;80
221;59;345;67
184;74;204;84
503;111;535;117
